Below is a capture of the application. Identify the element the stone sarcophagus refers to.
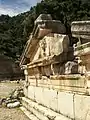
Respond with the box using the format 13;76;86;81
20;14;76;77
71;21;90;75
20;14;84;93
71;21;90;96
20;15;90;120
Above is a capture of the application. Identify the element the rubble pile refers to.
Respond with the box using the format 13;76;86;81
0;87;24;108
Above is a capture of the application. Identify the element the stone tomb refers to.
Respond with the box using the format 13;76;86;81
71;21;90;93
20;15;90;120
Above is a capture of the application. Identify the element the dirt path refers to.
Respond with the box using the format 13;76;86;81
0;81;29;120
0;108;29;120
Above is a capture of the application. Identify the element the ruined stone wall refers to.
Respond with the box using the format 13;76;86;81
20;15;90;120
27;75;86;94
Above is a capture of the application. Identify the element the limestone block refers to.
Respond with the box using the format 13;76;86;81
48;89;58;111
58;92;74;119
28;86;35;100
43;88;58;111
24;87;28;97
34;14;66;39
41;34;69;57
35;14;52;24
39;34;69;64
34;87;58;110
7;101;20;108
74;95;90;120
20;14;67;66
21;97;71;120
34;87;58;111
71;21;90;75
71;21;90;40
20;107;40;120
50;34;69;56
34;87;44;104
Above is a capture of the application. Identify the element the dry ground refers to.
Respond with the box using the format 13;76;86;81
0;107;29;120
0;81;29;120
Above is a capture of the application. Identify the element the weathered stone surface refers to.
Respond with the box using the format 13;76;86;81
65;61;78;74
34;87;43;104
20;106;40;120
35;14;52;24
71;21;90;75
38;87;50;108
58;92;74;119
43;88;58;111
7;101;20;108
31;34;69;63
9;88;24;99
21;97;71;120
74;95;90;120
22;97;49;120
71;21;90;40
20;14;67;66
32;87;58;111
28;86;35;100
33;14;66;39
20;16;90;120
74;42;90;57
24;87;28;97
41;34;69;57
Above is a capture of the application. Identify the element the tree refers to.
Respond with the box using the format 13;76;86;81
0;0;90;60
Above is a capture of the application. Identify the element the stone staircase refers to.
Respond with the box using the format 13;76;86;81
20;97;71;120
20;106;39;120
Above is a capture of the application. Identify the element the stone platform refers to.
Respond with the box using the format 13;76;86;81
21;97;71;120
21;90;90;120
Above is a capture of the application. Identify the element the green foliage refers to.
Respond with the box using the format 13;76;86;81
0;12;30;60
0;0;90;60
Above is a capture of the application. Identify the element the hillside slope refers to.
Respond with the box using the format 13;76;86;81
0;0;90;61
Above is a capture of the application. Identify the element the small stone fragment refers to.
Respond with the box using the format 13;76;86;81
7;101;20;108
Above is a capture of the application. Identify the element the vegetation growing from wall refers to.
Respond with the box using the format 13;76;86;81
0;0;90;60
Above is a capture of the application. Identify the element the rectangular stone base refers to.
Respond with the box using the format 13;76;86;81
27;75;87;94
21;97;71;120
23;86;90;120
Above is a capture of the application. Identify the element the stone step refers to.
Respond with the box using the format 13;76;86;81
21;98;49;120
21;97;71;120
20;106;39;120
